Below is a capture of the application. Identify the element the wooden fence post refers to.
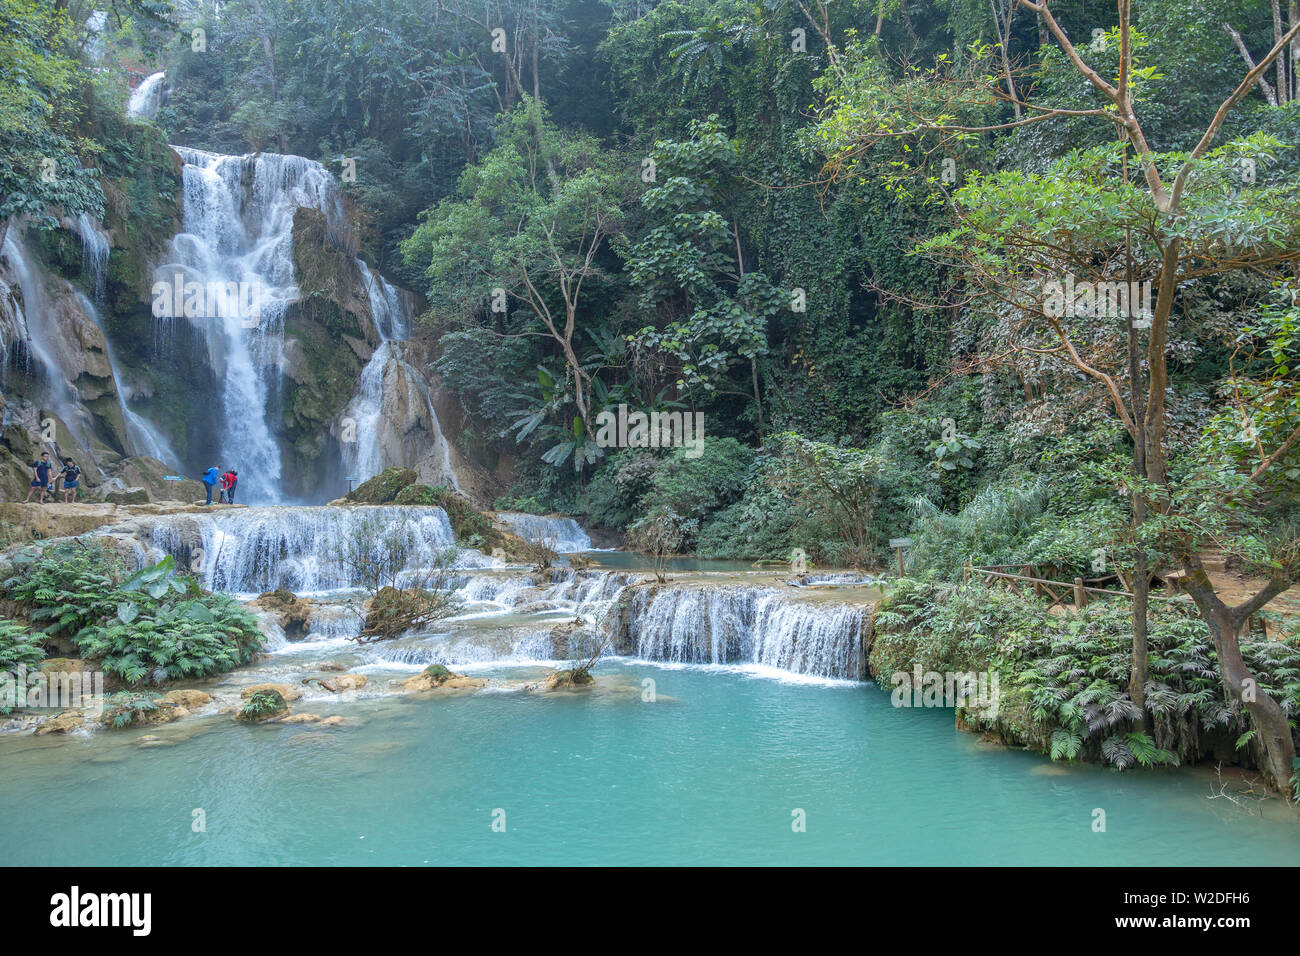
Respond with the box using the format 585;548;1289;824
1074;577;1086;610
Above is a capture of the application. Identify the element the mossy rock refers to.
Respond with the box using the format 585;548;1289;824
347;468;418;504
422;664;453;683
237;689;288;722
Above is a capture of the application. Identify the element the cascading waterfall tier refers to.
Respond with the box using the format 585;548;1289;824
610;583;868;680
127;71;166;120
142;505;464;593
496;513;592;552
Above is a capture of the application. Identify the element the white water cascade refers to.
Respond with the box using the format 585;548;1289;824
157;147;343;501
496;513;592;552
0;232;96;444
142;505;468;593
126;71;166;121
340;262;460;492
614;584;868;679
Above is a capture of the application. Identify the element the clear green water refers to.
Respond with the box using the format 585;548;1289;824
1;660;1296;865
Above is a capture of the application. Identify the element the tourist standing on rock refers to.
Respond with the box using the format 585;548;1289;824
25;452;52;503
223;469;238;504
60;458;81;503
202;465;220;505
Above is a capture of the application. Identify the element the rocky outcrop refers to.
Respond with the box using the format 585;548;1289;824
251;589;315;640
302;673;367;693
237;688;289;722
400;664;484;692
33;712;86;735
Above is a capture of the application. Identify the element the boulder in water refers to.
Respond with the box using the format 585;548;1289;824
162;689;212;709
240;682;302;703
250;589;314;640
544;669;596;690
400;664;483;692
303;673;367;693
33;712;85;735
237;689;288;722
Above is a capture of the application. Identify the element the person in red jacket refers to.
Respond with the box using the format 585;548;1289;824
218;469;232;504
222;469;237;504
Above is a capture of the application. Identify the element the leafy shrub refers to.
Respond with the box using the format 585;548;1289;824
905;476;1051;581
0;619;46;672
2;545;264;686
582;439;754;547
872;579;1300;772
238;689;286;721
102;691;162;729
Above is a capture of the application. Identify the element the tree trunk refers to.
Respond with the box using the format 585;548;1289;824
1182;567;1297;794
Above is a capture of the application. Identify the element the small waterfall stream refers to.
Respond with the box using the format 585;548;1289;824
496;513;592;552
127;71;166;120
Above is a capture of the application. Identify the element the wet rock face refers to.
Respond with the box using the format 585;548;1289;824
251;589;315;641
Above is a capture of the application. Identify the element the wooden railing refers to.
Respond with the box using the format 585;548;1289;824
962;563;1270;636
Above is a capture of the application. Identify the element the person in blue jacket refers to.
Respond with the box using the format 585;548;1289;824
201;465;220;505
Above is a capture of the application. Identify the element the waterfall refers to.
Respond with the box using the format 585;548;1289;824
75;214;109;302
340;262;461;492
613;585;867;679
72;292;178;465
496;513;592;552
156;147;344;502
127;71;166;120
0;232;94;445
144;505;461;592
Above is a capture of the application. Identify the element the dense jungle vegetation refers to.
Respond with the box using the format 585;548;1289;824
4;0;1299;789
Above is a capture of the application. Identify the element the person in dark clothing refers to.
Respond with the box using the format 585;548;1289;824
224;470;238;504
60;458;81;503
201;466;220;505
25;452;52;503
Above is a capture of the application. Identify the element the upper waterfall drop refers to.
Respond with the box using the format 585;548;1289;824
126;72;166;120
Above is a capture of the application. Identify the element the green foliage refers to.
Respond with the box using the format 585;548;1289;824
0;618;46;671
0;618;45;713
873;580;1300;772
238;689;286;722
102;691;161;729
2;543;264;686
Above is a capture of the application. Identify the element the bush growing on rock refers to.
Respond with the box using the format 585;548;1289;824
345;468;418;504
102;691;163;729
238;689;287;722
